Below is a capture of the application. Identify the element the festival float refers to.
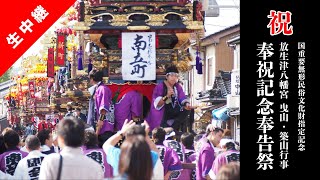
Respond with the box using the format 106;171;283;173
5;5;82;124
5;55;57;124
71;0;205;121
48;5;92;115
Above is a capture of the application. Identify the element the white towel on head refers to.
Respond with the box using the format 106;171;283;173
165;131;176;140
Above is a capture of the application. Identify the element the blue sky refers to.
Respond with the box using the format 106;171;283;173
204;0;240;36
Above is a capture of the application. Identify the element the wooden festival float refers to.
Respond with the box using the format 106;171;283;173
72;0;205;119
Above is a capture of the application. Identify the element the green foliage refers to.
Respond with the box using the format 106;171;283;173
0;68;12;83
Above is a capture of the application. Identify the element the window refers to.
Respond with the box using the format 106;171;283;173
207;57;214;86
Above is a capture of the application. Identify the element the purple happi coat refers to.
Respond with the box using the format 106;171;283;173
0;148;28;175
182;148;197;180
156;144;182;177
147;82;188;130
163;140;185;162
82;147;113;178
196;141;215;180
212;149;240;175
184;149;196;163
164;140;198;180
163;140;191;180
114;90;142;131
95;82;114;134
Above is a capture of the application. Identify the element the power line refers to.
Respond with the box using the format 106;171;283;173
204;24;228;27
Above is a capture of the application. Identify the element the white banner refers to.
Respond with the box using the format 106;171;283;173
231;69;240;96
122;32;156;81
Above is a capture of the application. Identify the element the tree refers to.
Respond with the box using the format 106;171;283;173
0;67;12;83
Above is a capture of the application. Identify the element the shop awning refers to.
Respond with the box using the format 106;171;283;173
212;106;230;121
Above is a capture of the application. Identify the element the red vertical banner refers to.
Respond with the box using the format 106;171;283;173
28;81;36;98
56;34;66;66
47;47;55;77
0;0;79;77
18;83;23;105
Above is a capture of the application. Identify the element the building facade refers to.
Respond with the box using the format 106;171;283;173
189;24;240;135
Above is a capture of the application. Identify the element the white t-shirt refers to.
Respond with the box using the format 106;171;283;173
0;171;14;180
14;150;47;180
152;157;164;180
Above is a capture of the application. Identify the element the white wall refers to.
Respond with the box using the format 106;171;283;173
0;100;8;119
188;44;218;107
189;47;205;107
205;44;216;90
229;41;240;144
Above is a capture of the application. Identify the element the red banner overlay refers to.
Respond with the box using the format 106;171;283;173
47;47;55;77
28;81;36;98
56;34;66;66
0;0;77;76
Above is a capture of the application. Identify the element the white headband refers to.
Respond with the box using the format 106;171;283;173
166;72;179;76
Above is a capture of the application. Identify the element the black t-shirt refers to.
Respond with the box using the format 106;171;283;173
165;98;181;120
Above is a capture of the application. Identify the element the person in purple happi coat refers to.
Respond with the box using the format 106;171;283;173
0;130;28;175
83;130;113;178
88;69;114;147
114;90;142;131
209;139;240;179
147;65;192;132
152;127;182;180
180;132;197;180
196;125;224;180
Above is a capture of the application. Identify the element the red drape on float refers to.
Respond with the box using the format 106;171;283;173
56;34;66;66
47;47;55;77
107;83;157;103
